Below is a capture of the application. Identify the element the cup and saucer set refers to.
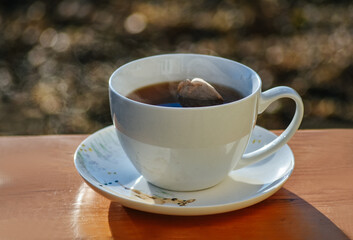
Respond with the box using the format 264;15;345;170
74;54;303;216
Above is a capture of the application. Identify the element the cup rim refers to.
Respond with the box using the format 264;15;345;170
109;53;262;110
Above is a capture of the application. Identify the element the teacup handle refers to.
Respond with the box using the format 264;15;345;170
236;86;304;169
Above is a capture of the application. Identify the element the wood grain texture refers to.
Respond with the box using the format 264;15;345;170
0;130;352;240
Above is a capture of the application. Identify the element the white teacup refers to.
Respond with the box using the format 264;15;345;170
109;54;303;191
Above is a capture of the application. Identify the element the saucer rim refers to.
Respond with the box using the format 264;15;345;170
74;125;294;216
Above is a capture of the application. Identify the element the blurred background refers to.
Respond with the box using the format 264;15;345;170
0;0;352;135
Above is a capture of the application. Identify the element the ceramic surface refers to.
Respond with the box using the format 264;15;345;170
74;125;294;216
109;54;303;191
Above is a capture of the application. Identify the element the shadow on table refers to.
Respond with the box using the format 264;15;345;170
108;188;349;240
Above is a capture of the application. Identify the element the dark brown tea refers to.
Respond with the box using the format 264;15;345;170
126;81;243;107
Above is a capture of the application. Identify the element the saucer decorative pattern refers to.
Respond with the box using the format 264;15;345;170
74;125;294;216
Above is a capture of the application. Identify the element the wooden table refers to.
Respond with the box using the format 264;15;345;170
0;129;352;239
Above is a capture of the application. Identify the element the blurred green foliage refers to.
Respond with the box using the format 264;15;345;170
0;0;352;135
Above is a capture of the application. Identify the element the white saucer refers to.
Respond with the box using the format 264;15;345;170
74;125;294;216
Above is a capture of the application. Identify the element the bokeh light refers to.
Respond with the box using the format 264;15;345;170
124;13;147;34
0;0;352;135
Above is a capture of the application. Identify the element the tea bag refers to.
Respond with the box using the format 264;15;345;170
177;78;224;107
